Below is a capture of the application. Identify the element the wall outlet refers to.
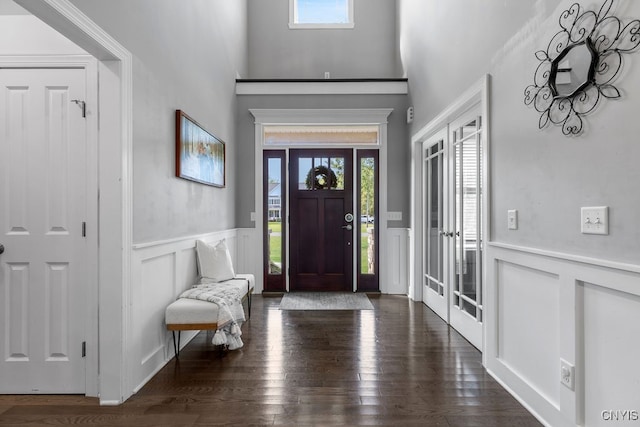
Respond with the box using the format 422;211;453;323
581;206;608;235
560;359;575;390
507;209;518;230
324;71;331;79
250;212;256;222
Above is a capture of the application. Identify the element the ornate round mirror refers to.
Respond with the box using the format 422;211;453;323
524;0;640;135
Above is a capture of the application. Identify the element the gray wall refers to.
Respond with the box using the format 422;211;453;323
399;0;640;264
247;0;401;78
235;94;410;228
68;0;248;243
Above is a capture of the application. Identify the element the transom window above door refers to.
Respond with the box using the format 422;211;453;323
263;125;378;146
289;0;354;29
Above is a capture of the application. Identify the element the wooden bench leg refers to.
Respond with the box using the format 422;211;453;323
172;331;181;359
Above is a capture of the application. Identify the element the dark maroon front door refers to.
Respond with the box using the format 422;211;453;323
289;149;353;291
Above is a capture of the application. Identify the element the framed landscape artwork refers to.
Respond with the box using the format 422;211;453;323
175;110;225;187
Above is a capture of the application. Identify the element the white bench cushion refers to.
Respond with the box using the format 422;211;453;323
165;274;254;326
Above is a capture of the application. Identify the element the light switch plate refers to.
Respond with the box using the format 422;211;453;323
507;209;518;230
581;206;608;235
388;211;402;221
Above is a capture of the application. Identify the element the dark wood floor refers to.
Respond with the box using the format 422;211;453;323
0;295;541;426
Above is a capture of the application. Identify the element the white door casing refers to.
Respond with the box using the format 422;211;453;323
0;67;88;393
412;75;490;353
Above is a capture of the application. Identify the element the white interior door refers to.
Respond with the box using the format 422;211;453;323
448;110;483;350
422;129;448;321
0;68;87;393
421;106;484;351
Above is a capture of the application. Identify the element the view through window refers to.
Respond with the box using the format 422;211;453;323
290;0;354;28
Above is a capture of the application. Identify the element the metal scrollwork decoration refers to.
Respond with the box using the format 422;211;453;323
524;0;640;135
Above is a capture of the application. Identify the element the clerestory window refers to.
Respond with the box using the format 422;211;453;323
289;0;354;29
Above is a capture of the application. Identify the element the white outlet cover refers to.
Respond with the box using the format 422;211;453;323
560;359;575;390
581;206;608;235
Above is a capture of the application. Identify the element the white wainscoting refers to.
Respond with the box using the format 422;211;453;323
130;229;259;395
486;243;640;427
385;228;410;295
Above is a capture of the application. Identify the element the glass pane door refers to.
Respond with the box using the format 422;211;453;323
422;129;448;321
449;114;483;350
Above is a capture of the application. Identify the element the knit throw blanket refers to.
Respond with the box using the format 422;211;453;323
178;279;246;350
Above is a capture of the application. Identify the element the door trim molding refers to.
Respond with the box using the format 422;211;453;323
250;108;393;293
410;75;490;353
16;0;134;404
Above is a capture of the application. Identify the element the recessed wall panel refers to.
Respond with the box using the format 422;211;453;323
6;263;29;361
497;260;560;406
140;254;175;364
582;282;640;426
45;87;70;235
45;263;69;360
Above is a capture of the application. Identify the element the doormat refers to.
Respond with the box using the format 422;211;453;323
279;292;373;311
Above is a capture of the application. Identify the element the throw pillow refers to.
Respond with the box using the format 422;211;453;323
196;239;236;282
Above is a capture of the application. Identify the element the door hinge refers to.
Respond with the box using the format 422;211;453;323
82;222;86;237
82;341;86;358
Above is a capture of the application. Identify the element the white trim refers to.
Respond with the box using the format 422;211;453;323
250;108;393;125
132;229;241;251
288;0;354;29
251;108;394;293
488;241;640;275
237;80;407;95
16;0;134;405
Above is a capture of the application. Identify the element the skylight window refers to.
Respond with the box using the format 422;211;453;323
289;0;354;29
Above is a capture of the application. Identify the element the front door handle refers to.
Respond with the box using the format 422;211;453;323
342;225;353;231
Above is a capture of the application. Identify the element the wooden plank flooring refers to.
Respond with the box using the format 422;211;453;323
0;295;542;426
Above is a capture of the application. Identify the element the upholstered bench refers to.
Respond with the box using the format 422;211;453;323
165;273;254;357
165;238;254;358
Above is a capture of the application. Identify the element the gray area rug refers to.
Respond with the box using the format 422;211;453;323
279;292;373;310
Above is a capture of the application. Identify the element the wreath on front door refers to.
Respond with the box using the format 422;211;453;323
305;165;338;190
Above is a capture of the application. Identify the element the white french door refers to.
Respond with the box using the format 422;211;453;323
422;106;484;350
422;129;447;321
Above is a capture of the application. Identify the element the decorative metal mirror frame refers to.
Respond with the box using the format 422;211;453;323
524;0;640;135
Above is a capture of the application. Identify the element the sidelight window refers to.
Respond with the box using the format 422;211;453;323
264;151;286;292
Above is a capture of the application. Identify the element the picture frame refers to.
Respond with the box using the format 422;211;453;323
175;110;225;187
